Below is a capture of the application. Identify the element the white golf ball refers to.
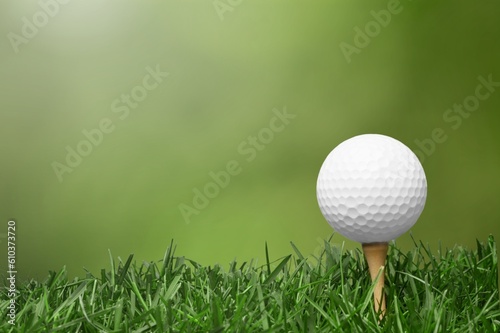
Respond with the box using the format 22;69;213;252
317;134;427;243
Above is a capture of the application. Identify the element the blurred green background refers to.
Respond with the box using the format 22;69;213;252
1;1;499;281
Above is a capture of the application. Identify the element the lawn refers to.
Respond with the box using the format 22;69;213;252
1;236;499;332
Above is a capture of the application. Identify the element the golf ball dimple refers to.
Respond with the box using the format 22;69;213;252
317;134;427;243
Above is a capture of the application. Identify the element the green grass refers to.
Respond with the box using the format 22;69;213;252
1;236;499;332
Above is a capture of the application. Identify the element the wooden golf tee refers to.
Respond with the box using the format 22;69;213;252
362;242;389;320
